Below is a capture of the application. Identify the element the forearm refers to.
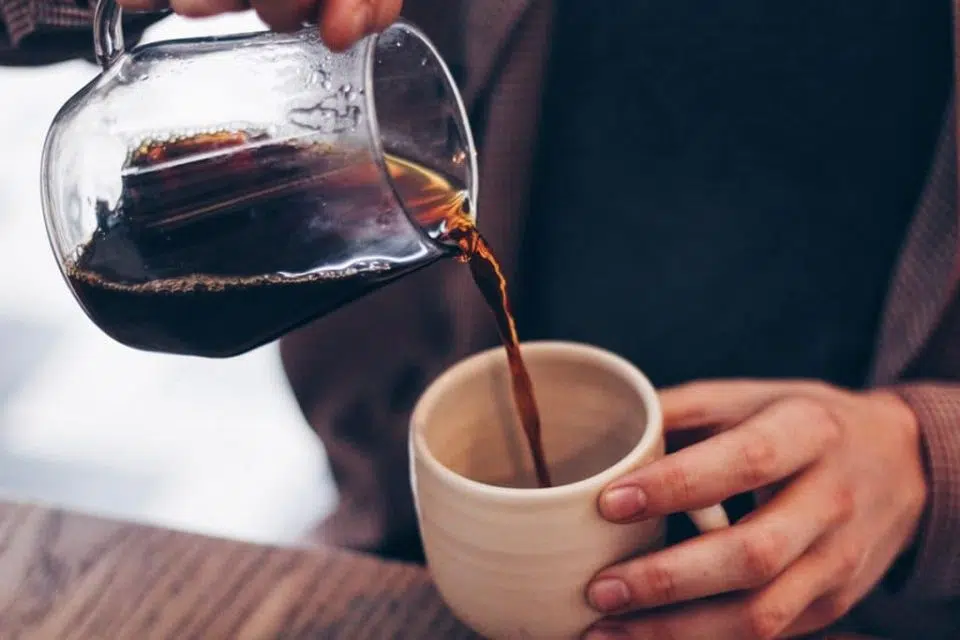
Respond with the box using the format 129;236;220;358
0;0;162;65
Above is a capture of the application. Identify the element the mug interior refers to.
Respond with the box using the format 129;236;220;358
415;342;656;490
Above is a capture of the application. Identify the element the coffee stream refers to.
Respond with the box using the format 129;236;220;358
65;133;553;488
450;222;554;489
385;157;553;488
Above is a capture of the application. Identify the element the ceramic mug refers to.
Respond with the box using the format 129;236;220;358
410;341;730;639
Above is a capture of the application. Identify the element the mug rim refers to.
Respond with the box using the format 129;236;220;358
410;340;664;503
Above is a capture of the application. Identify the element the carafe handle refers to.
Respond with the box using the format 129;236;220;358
93;0;125;69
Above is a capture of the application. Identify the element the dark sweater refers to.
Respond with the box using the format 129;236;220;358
520;0;953;389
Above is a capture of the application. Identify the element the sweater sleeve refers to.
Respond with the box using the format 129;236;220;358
0;0;163;65
1;0;90;46
889;383;960;601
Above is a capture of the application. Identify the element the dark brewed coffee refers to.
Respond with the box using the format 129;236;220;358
65;134;448;357
65;132;552;487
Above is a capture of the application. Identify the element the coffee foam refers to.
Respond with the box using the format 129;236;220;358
64;260;394;294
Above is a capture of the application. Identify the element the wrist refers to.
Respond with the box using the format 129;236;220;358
870;389;921;443
881;383;960;599
871;390;928;547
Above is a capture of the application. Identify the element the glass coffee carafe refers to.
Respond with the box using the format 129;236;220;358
40;0;477;357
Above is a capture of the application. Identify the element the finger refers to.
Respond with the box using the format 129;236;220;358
583;597;747;640
661;379;840;431
250;0;313;31
600;397;841;521
370;0;402;30
169;0;248;18
585;538;854;640
319;0;373;50
750;535;864;639
118;0;171;11
588;467;851;613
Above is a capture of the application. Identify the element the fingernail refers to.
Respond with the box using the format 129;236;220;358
583;624;629;640
587;578;631;612
600;486;647;521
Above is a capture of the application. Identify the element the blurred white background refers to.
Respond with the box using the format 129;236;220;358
0;11;337;545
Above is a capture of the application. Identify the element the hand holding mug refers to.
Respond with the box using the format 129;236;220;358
586;381;927;640
118;0;403;50
410;342;729;640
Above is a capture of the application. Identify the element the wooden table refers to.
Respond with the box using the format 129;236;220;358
0;500;477;639
0;500;901;640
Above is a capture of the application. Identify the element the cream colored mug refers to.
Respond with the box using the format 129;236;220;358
410;341;729;640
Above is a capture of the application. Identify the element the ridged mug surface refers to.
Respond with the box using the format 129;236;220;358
410;342;671;639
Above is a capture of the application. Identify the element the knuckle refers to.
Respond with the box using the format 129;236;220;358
833;542;863;582
829;486;856;524
745;600;794;640
801;380;837;398
777;395;832;426
737;435;780;486
659;462;695;506
774;395;843;451
815;411;844;447
819;592;858;622
739;531;789;583
627;562;678;607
